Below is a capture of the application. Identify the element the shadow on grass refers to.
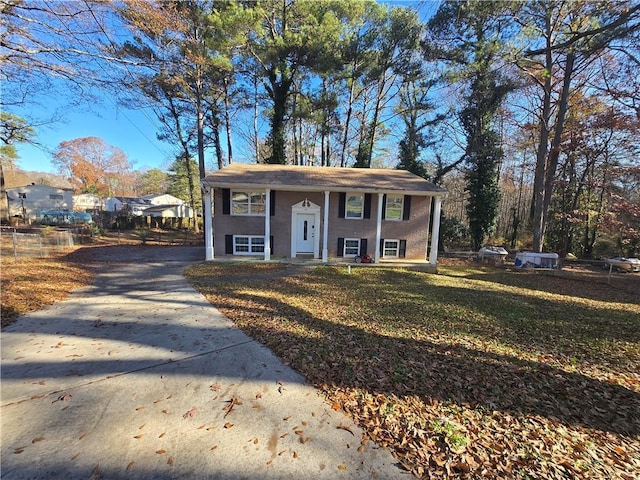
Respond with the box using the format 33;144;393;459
194;268;640;439
440;266;640;306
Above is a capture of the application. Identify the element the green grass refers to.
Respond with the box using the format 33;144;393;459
186;264;640;479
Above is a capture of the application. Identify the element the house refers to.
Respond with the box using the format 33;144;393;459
105;194;187;216
105;196;150;215
143;204;193;218
73;193;104;212
200;164;447;265
5;184;73;222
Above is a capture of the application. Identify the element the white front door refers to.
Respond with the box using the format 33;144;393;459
296;213;316;253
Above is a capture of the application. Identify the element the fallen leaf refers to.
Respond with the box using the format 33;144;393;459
156;449;166;455
159;432;165;438
337;423;354;435
293;451;299;459
79;433;87;440
210;445;218;451
31;437;45;443
133;434;143;439
224;422;234;429
135;406;144;411
331;403;341;411
337;465;347;471
167;457;174;466
126;462;135;472
182;407;198;419
210;383;221;392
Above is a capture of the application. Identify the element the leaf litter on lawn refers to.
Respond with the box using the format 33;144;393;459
186;264;640;479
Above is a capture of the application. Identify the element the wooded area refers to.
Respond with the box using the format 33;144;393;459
2;0;638;257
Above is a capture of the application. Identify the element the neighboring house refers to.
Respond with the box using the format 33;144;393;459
105;196;150;216
73;193;104;212
140;193;185;206
106;194;190;218
5;184;73;222
201;164;447;265
143;204;193;218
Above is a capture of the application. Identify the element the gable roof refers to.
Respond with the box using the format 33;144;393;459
202;164;446;197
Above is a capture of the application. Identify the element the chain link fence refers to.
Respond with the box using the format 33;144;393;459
0;227;93;260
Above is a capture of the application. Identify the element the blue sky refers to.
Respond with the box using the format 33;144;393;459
14;99;177;174
12;0;439;175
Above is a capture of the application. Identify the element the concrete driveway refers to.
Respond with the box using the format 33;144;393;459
1;246;407;480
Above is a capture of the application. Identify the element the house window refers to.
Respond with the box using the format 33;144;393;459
233;235;265;255
232;191;266;216
345;194;364;219
49;194;63;200
385;196;403;221
383;239;400;258
344;238;361;257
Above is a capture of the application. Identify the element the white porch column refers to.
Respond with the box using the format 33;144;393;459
264;188;271;261
374;192;384;263
429;196;442;266
322;191;329;262
203;186;214;261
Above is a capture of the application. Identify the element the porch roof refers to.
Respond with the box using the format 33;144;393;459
202;164;447;197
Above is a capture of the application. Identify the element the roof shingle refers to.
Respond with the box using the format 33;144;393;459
202;164;446;196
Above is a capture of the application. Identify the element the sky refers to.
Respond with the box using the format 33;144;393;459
10;0;439;176
14;97;177;174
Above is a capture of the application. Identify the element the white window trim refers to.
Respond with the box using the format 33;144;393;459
344;237;361;257
385;195;404;221
231;190;266;216
233;235;265;255
383;239;400;258
345;193;364;219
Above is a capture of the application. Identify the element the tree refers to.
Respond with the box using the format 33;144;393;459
427;1;517;249
167;155;201;214
52;137;131;196
136;168;169;196
518;1;640;252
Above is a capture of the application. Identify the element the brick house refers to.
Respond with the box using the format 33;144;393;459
201;164;446;265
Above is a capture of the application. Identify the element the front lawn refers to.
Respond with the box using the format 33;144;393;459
186;264;640;479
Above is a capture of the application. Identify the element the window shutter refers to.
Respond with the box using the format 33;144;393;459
360;238;368;256
225;234;233;254
402;196;411;221
270;190;276;216
381;195;387;220
364;194;372;219
338;193;345;218
379;238;384;254
222;189;231;215
270;235;274;254
399;240;407;258
337;237;344;257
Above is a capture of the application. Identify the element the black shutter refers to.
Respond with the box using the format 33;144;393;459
403;196;411;221
380;238;384;256
338;193;346;218
399;240;407;258
270;190;276;216
363;194;372;219
225;234;233;254
337;237;344;257
270;235;274;254
360;238;368;256
222;189;231;215
381;195;387;220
